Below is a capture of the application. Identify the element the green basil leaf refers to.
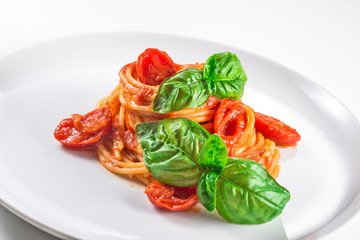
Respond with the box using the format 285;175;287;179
216;158;290;224
199;134;227;174
203;52;247;99
135;118;210;187
152;68;210;113
197;170;219;212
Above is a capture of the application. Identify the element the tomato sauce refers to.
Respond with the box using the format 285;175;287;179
123;129;139;150
135;87;155;106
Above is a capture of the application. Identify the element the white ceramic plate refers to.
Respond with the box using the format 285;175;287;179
1;33;360;240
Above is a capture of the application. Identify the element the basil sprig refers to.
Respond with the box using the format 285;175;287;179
136;118;290;224
152;52;247;113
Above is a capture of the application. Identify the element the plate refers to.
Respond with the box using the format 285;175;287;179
1;32;360;240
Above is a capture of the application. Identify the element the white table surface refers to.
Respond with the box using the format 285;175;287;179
1;0;359;239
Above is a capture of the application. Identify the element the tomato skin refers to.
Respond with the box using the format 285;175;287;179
137;48;176;86
145;181;199;211
254;112;301;146
54;107;112;149
214;99;247;155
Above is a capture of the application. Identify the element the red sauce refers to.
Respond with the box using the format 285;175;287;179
135;87;155;106
123;129;139;150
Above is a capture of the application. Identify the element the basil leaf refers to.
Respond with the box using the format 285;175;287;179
197;170;218;212
203;52;247;99
216;158;290;224
135;118;210;187
199;134;227;174
152;68;210;113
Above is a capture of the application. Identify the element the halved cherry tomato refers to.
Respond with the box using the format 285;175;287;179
54;107;112;149
137;48;176;86
254;112;301;146
72;107;112;133
145;180;199;211
214;99;247;154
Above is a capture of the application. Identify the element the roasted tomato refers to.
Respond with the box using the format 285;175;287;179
214;99;247;154
137;48;176;86
145;180;199;211
54;107;112;149
254;112;301;146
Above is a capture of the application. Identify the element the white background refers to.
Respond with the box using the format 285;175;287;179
0;0;359;239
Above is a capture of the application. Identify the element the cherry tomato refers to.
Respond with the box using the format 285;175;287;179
254;112;301;146
137;48;176;86
145;180;199;211
54;107;112;149
72;107;112;133
214;99;247;154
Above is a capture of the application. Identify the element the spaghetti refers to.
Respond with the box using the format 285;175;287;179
94;62;220;185
54;48;299;186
